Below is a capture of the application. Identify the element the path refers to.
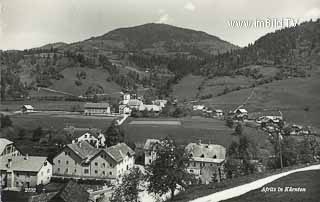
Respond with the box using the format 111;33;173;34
191;164;320;202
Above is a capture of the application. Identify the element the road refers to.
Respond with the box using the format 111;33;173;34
190;164;320;202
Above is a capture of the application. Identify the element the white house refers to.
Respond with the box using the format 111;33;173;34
143;139;161;165
214;109;224;117
53;142;135;180
185;142;226;184
139;104;161;112
0;155;52;189
193;105;205;111
71;132;106;148
0;138;22;158
21;105;34;113
84;103;111;116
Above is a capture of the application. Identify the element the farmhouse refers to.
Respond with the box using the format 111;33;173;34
71;132;106;148
21;105;34;113
193;105;205;111
0;138;22;157
185;142;226;184
234;108;248;119
84;103;111;116
53;141;135;180
0;155;52;189
144;139;161;165
214;109;224;117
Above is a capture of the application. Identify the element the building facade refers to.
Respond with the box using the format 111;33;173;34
0;156;52;189
53;141;135;180
185;142;226;184
144;139;161;165
0;138;22;157
84;103;111;116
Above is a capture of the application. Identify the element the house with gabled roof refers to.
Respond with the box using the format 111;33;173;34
53;141;135;180
185;142;226;184
21;105;34;113
84;103;111;116
0;138;22;158
0;155;52;189
71;132;106;148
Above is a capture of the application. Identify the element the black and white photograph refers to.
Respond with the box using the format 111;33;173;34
0;0;320;201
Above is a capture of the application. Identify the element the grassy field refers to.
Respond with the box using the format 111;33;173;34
223;170;320;202
172;74;205;101
9;112;115;130
0;100;86;112
202;73;320;128
123;117;271;156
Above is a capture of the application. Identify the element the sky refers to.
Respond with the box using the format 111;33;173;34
0;0;319;50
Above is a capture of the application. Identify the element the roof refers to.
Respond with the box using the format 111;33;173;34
22;105;34;110
56;180;89;202
66;141;100;161
105;143;135;162
185;143;226;161
72;131;102;140
215;109;223;113
0;156;48;172
144;139;161;150
235;108;248;113
248;111;283;120
84;103;110;109
0;138;13;155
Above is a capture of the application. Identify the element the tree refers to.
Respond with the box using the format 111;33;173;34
0;115;12;128
104;121;124;147
234;123;243;135
110;167;144;202
225;117;234;128
18;128;26;140
32;126;43;142
146;137;194;200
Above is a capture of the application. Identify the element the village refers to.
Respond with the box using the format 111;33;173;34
1;91;319;202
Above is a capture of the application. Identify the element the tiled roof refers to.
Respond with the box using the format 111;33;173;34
23;105;34;110
67;141;99;160
84;103;110;109
185;143;226;161
105;143;135;162
144;139;161;150
0;156;48;172
0;138;13;155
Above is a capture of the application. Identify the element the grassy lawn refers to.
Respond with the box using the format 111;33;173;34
172;74;205;101
123;117;271;154
10;113;115;130
223;169;320;202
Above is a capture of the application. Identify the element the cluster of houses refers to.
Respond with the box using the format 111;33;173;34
144;139;226;184
192;104;224;118
0;130;227;193
83;93;167;116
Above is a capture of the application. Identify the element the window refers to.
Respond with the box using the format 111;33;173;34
213;155;217;159
44;161;47;166
190;169;194;173
84;169;89;174
74;169;77;174
66;161;69;165
102;163;105;168
127;165;129;170
58;160;61;164
65;168;68;173
193;162;196;167
102;171;105;175
47;169;50;173
109;171;112;175
95;170;98;174
57;168;60;172
200;154;205;158
95;162;98;166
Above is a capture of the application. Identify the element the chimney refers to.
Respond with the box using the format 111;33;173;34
24;154;29;160
7;158;12;168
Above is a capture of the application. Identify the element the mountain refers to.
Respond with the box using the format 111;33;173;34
64;23;238;56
